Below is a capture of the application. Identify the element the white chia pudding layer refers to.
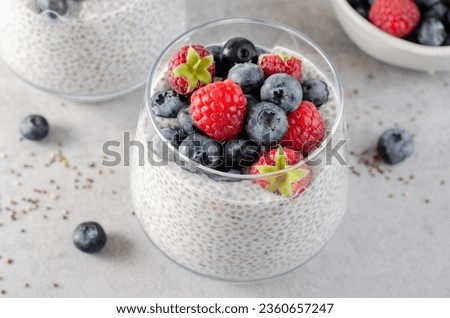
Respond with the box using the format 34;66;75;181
0;0;186;97
131;50;348;281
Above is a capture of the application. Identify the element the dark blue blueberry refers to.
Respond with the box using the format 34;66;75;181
416;0;441;9
206;44;228;77
153;127;184;159
227;63;264;94
151;90;189;118
225;139;260;168
245;94;260;110
256;46;268;57
444;36;450;45
206;44;221;62
221;37;258;68
245;102;288;146
377;128;414;165
302;79;329;107
20;115;49;141
36;0;68;16
260;74;303;114
208;168;242;182
348;0;370;18
424;2;449;20
73;222;107;254
176;107;196;136
178;134;223;171
417;17;448;46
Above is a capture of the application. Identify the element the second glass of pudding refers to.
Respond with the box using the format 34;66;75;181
131;18;348;282
0;0;185;101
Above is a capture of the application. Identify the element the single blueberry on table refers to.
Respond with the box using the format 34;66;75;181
20;115;50;141
227;63;264;94
245;102;288;146
417;17;448;46
260;74;303;114
302;79;329;107
178;133;224;172
221;37;258;68
73;222;107;254
225;139;260;168
377;128;414;165
36;0;68;16
151;90;189;118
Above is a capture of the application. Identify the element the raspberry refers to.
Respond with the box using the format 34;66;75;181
250;147;312;197
282;101;325;155
258;54;303;80
190;80;247;141
168;44;215;95
369;0;420;38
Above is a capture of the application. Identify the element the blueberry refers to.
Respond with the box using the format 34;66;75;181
206;44;228;77
151;90;189;118
36;0;68;16
176;107;196;136
227;63;264;94
20;115;49;141
416;0;441;9
417;17;448;46
424;2;449;20
348;0;370;18
256;45;268;56
245;102;288;146
245;94;260;110
178;134;223;171
377;128;414;165
208;168;242;182
225;139;260;168
221;37;258;68
153;127;184;160
444;36;450;45
206;44;221;62
302;79;329;107
260;74;303;114
73;222;107;254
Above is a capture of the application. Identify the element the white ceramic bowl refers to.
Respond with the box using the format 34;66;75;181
332;0;450;72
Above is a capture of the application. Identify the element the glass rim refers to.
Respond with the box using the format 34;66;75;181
145;17;344;181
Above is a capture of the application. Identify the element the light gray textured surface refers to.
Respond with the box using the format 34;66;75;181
0;0;449;297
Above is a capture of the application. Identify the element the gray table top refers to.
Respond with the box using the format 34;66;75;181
1;0;449;297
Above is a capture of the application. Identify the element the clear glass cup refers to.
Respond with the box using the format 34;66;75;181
0;0;185;102
130;18;348;282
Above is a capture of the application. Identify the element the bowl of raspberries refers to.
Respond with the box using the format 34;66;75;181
333;0;450;71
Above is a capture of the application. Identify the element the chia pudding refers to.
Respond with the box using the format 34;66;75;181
0;0;186;100
130;20;348;281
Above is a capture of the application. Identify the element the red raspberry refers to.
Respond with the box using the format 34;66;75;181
168;44;215;95
369;0;420;38
258;54;302;80
190;80;247;141
250;147;312;197
282;101;325;156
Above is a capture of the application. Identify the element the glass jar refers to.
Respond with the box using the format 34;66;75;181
0;0;186;101
130;18;348;282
